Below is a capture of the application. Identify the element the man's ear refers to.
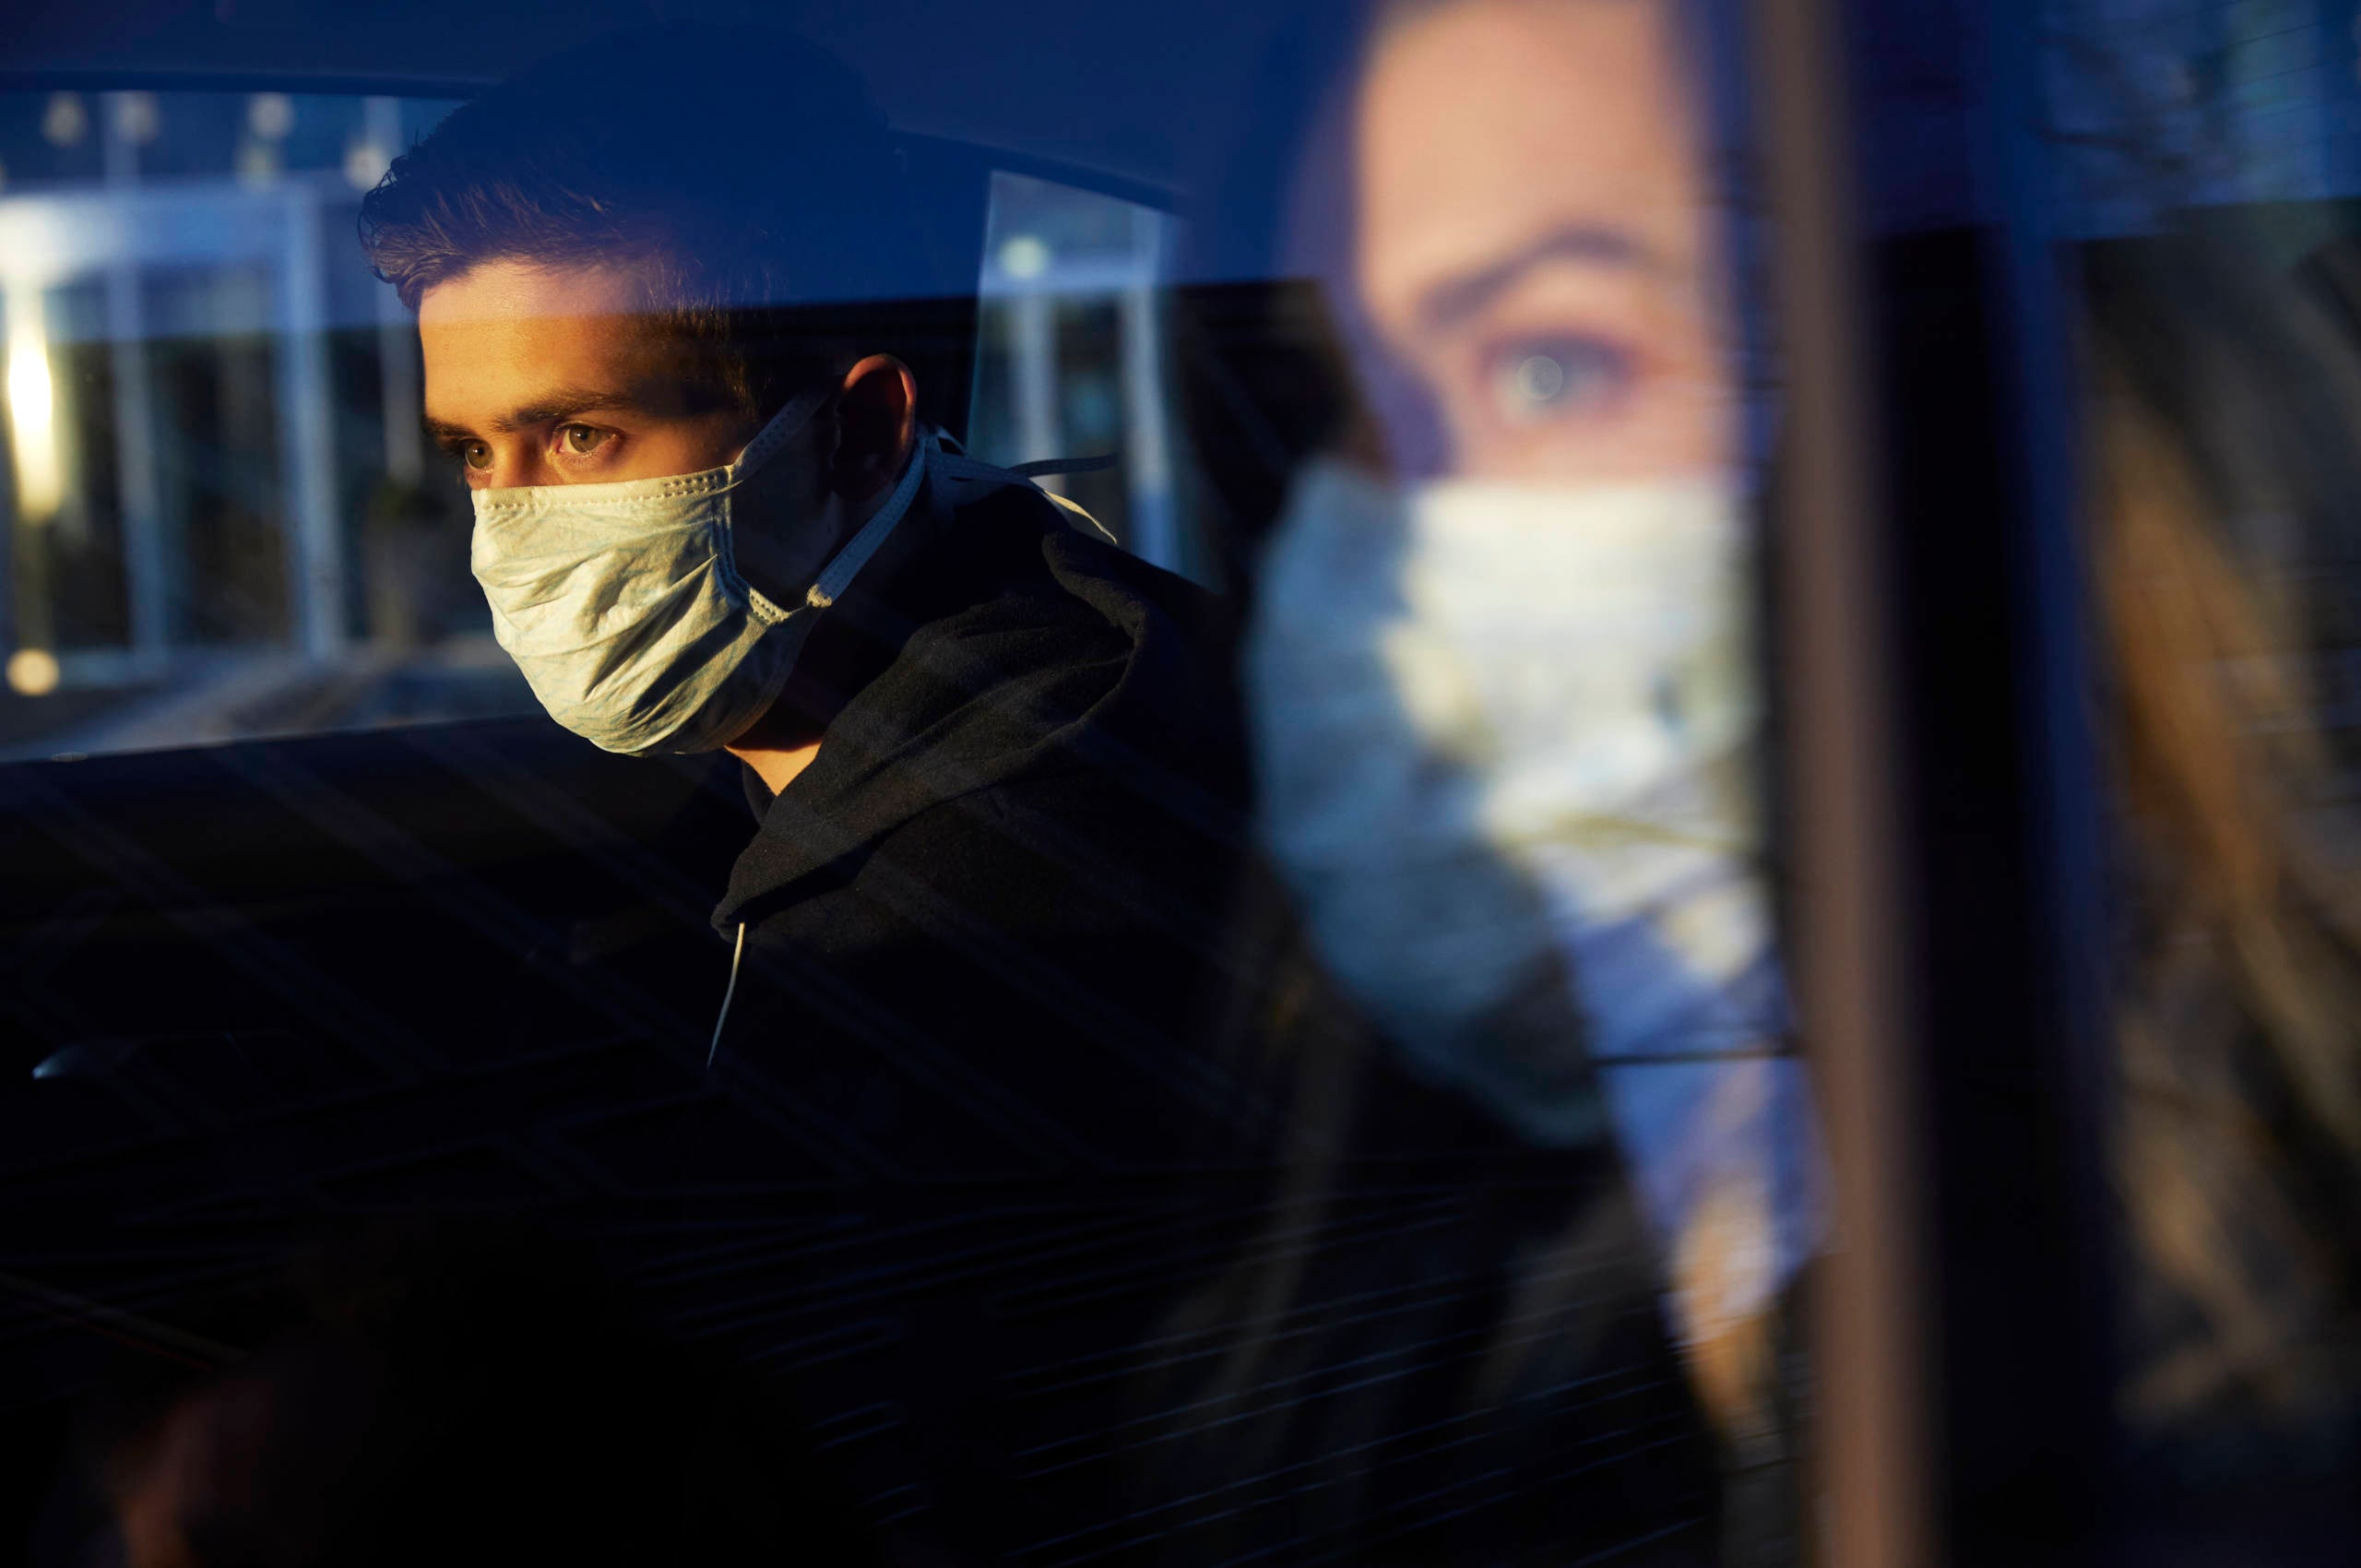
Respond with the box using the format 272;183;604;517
829;355;918;504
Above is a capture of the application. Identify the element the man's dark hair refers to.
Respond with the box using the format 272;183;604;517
360;24;940;422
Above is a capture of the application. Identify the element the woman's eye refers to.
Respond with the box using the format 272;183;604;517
559;424;612;456
1485;337;1631;425
461;441;492;471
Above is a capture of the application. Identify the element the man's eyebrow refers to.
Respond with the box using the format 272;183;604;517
421;387;643;445
1416;224;1660;336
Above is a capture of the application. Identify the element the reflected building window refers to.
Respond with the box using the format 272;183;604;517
0;90;520;760
970;171;1195;578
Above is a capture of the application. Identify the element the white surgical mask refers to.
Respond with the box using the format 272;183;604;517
1246;459;1820;1335
471;389;931;754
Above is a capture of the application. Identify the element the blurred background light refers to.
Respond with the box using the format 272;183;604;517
40;93;88;148
999;233;1050;279
112;91;161;147
247;92;294;140
5;647;60;697
6;309;62;522
344;137;393;192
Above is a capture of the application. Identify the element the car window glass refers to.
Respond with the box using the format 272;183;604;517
0;89;524;762
0;12;1824;1568
968;170;1199;577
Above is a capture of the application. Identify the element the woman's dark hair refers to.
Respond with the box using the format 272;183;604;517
359;23;941;422
2084;231;2361;1445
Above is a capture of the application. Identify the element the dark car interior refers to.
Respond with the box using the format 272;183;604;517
6;2;2361;1565
0;8;1311;1559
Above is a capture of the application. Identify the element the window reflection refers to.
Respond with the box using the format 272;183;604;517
972;171;1192;576
2044;0;2361;1538
1164;0;1811;1559
0;91;516;761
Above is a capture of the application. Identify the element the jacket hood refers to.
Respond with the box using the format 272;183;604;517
712;458;1241;932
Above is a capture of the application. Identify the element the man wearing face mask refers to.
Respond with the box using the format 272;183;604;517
362;30;1252;1195
360;30;1261;1549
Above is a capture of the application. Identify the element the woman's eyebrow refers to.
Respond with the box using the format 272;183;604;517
1418;223;1660;336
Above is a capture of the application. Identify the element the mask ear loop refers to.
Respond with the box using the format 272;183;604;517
801;429;939;610
729;386;836;479
708;922;747;1070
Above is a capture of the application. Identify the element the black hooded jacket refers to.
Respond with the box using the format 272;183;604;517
706;450;1261;1166
689;452;1287;1559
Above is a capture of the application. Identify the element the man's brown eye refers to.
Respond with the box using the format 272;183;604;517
462;441;492;471
561;424;611;456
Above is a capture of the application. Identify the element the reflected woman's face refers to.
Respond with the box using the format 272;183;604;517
1351;0;1733;482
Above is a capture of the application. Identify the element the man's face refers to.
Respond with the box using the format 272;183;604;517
419;259;769;491
1351;0;1733;483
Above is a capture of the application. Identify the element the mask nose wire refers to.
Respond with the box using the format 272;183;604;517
708;921;747;1070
